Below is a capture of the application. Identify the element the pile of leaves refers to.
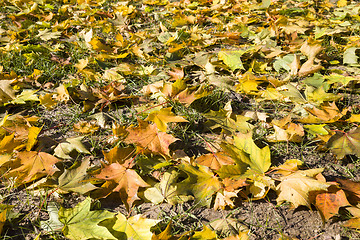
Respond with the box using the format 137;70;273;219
2;0;360;239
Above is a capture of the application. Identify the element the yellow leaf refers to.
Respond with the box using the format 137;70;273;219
347;114;360;122
146;107;188;132
26;126;42;151
56;85;70;102
276;168;331;208
74;59;89;71
337;0;348;7
39;93;57;110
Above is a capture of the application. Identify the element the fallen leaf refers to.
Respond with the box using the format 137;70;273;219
177;162;222;207
315;189;350;223
195;151;234;171
111;213;160;240
9;151;60;182
54;136;90;159
276;168;331;209
58;158;98;194
95;162;149;208
58;197;115;240
326;127;360;159
125;119;177;156
144;170;193;205
145;107;188;132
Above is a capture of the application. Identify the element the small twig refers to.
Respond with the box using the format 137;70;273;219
136;101;170;115
36;188;59;219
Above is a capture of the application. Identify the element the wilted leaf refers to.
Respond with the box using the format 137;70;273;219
144;170;193;205
195;152;234;171
95;162;149;208
111;213;160;240
178;162;222;207
40;202;64;232
9;151;60;182
315;189;350;223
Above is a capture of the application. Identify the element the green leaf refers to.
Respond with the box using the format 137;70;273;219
218;50;245;71
58;197;116;240
326;127;360;159
58;158;98;194
232;132;271;174
144;170;193;205
177;162;222;207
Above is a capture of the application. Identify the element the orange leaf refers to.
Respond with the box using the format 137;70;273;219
125;119;177;156
10;151;60;182
315;189;350;222
95;162;149;208
195;152;234;170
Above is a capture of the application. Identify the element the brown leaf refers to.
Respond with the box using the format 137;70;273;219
336;178;360;202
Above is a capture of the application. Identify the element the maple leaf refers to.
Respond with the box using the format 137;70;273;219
54;136;90;159
191;225;217;240
195;151;234;171
145;107;188;132
218;50;246;71
9;151;60;182
276;168;331;209
152;221;176;240
103;145;135;165
208;218;248;237
204;102;253;135
73;121;99;134
232;132;271;174
336;178;360;202
124;119;177;156
315;188;350;223
58;158;98;194
325;127;360;159
213;190;239;210
39;93;57;110
95;162;149;209
299;102;347;124
177;162;222;207
58;197;115;240
110;213;160;240
26;126;42;151
144;170;193;205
